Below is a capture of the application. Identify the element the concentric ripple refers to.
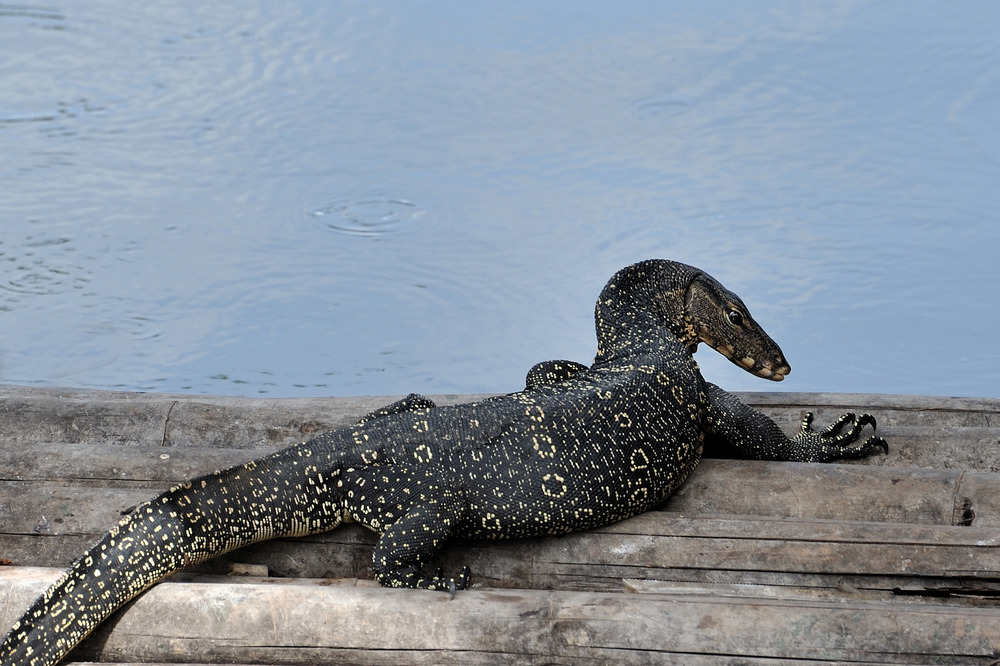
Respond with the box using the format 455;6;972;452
0;236;91;296
309;195;426;237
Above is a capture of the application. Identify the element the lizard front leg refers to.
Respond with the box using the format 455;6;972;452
702;382;887;463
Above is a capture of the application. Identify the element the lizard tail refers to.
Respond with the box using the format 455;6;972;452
0;494;195;666
1;446;347;666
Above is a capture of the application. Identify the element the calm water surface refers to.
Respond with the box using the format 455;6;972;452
2;2;999;398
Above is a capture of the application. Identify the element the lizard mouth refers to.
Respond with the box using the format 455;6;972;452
748;359;790;382
763;366;788;381
705;341;790;381
733;354;790;382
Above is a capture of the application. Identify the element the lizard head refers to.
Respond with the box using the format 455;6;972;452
681;272;791;381
595;260;791;381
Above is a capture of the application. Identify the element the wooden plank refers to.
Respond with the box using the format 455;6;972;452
737;392;1000;471
59;660;902;666
3;387;1000;664
0;385;490;450
955;470;1000;528
3;440;999;532
2;386;999;470
4;442;1000;586
0;387;173;447
2;568;998;664
0;442;246;486
4;485;999;593
1;441;982;528
64;652;908;666
668;458;970;526
739;391;1000;421
2;442;997;539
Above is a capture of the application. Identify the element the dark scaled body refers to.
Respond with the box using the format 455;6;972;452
1;259;885;666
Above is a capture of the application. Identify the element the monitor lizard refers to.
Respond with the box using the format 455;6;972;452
0;259;886;665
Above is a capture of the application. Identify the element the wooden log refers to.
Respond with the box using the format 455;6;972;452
2;386;999;470
51;660;906;666
0;385;490;450
3;387;1000;664
3;442;994;529
204;512;1000;594
4;442;1000;584
668;458;973;526
4;490;999;594
1;567;998;665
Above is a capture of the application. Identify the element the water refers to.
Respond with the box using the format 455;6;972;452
2;2;999;399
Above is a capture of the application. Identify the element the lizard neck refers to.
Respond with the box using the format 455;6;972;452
592;260;702;364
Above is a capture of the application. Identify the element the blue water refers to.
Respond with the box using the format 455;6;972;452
2;2;999;398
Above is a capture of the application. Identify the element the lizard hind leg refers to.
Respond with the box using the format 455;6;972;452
369;477;471;594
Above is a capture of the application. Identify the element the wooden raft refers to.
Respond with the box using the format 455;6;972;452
1;385;999;664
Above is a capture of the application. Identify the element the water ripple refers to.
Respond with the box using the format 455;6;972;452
633;95;694;119
0;235;91;296
309;194;426;237
0;3;64;23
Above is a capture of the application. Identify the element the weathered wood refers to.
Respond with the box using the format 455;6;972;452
57;657;913;666
2;386;999;469
669;458;976;526
2;567;998;664
4;442;1000;585
4;441;996;528
56;660;904;666
0;385;490;450
5;480;999;594
3;386;1000;664
738;391;1000;471
221;512;1000;594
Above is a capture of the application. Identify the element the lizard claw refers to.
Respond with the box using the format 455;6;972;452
856;413;877;430
415;565;472;597
447;566;472;599
789;411;888;462
445;566;471;599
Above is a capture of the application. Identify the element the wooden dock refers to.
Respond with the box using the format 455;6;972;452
1;385;999;664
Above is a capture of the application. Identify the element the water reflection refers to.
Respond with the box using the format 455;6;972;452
0;2;998;398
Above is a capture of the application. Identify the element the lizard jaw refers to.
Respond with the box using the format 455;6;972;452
709;343;790;381
757;364;789;381
741;357;790;381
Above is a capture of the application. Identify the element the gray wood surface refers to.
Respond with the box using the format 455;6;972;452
1;385;999;664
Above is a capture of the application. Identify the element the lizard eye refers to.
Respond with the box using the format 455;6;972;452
727;309;744;326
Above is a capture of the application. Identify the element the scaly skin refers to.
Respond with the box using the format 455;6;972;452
0;259;885;666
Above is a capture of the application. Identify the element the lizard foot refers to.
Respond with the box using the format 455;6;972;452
379;564;472;596
789;411;888;462
415;565;471;597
